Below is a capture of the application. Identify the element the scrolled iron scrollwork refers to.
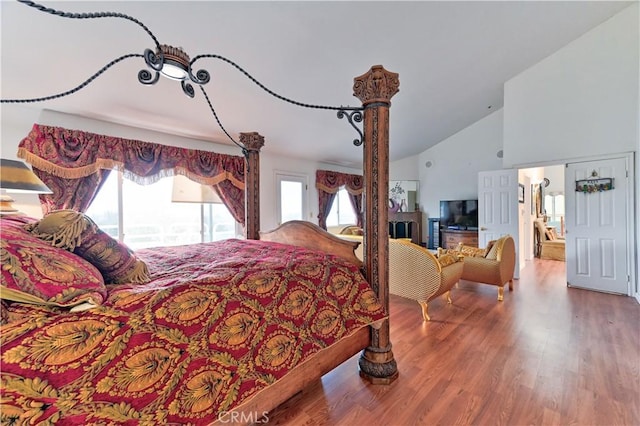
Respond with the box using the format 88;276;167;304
138;69;159;86
337;110;364;146
2;53;143;104
188;67;211;85
3;0;368;150
181;81;195;98
143;48;163;72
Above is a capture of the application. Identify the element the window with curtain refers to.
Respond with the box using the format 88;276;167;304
17;124;247;228
325;187;357;227
315;169;363;230
86;172;236;250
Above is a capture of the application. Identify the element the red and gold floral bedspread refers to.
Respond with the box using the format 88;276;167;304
1;239;386;425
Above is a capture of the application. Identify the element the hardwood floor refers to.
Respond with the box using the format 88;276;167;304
267;259;640;425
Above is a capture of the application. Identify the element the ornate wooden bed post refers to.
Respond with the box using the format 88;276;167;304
240;132;264;240
354;65;399;384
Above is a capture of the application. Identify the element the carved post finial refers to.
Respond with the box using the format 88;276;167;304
239;132;265;152
353;65;399;106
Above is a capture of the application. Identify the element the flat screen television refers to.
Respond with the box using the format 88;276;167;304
440;200;479;230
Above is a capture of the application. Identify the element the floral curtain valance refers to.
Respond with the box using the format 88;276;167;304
315;169;363;195
17;124;245;189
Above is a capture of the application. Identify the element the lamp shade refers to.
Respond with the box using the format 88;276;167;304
171;175;221;204
0;159;52;194
0;158;52;215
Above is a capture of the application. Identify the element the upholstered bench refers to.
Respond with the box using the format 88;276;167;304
442;235;516;301
340;235;463;321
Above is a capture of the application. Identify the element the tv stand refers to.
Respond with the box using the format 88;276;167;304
441;229;478;249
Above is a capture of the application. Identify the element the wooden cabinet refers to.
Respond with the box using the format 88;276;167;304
389;211;422;246
441;229;478;249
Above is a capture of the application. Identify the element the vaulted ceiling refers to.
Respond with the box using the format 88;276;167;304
1;1;632;167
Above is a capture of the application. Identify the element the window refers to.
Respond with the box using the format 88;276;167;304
276;172;308;224
326;187;356;227
86;172;236;250
544;192;565;234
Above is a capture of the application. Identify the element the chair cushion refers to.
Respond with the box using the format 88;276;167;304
437;253;460;268
456;243;486;258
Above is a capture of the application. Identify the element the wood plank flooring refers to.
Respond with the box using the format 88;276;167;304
267;259;640;425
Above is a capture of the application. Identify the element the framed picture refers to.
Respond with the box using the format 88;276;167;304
518;184;525;203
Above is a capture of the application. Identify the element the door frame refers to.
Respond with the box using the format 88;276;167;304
514;151;636;297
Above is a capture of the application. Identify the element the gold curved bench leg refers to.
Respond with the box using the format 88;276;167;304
508;279;514;291
418;301;430;321
445;290;452;304
498;286;504;301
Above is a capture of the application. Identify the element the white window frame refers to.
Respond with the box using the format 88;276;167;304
326;186;357;228
275;171;308;225
86;171;237;249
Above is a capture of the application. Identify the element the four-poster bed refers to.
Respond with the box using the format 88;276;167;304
1;65;399;423
0;1;399;423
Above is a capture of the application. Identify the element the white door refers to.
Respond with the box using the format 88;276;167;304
275;172;308;225
565;157;629;294
478;169;520;278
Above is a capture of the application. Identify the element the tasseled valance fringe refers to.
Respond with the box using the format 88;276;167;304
24;211;92;252
17;148;245;190
115;261;151;285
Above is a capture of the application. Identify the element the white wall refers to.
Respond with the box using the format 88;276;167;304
408;4;638;281
417;108;504;242
543;165;565;196
0;107;361;228
504;3;639;298
503;3;639;167
518;167;543;261
389;155;419;181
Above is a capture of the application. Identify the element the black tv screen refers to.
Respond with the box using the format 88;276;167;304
440;200;479;230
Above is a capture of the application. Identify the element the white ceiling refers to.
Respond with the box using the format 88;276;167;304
1;1;632;168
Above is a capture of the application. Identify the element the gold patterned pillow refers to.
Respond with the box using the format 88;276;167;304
1;216;106;308
437;253;460;268
485;240;500;260
457;243;486;258
25;210;150;284
437;247;459;258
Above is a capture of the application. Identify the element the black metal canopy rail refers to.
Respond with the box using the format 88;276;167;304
1;0;365;150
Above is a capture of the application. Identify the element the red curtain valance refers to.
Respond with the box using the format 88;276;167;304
315;169;364;229
17;124;245;189
315;169;363;195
